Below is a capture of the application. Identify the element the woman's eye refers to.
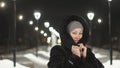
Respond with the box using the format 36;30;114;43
72;32;77;34
79;33;83;34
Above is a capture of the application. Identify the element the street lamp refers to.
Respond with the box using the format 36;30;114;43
87;12;95;21
34;11;41;56
44;21;50;28
108;0;112;65
18;14;23;21
0;1;5;8
97;18;102;24
44;33;47;37
87;11;95;46
29;20;33;25
40;30;44;34
34;26;39;31
34;11;41;20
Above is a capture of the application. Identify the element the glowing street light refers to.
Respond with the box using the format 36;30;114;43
44;33;47;37
34;26;39;31
108;0;112;2
87;12;95;21
29;20;33;25
18;14;23;20
47;37;51;44
40;30;44;34
49;27;54;32
87;11;95;46
34;11;41;20
0;1;6;8
44;21;50;28
97;18;102;24
33;11;41;57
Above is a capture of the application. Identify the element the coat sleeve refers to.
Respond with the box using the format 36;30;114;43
47;45;83;68
47;46;72;68
86;48;104;68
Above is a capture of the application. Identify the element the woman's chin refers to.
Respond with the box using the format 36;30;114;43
74;41;78;43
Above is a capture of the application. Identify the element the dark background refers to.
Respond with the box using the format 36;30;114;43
0;0;120;54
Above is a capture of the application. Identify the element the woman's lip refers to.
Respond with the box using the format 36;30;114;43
74;40;79;43
74;39;79;41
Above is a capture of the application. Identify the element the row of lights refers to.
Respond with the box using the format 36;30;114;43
17;11;58;45
33;11;60;45
87;11;102;24
0;1;102;24
0;1;102;47
0;1;110;47
1;0;113;65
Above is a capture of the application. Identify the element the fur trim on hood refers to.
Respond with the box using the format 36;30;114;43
59;15;89;51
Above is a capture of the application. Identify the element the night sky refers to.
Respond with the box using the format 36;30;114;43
0;0;120;53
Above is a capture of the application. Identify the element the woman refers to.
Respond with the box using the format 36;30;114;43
48;15;104;68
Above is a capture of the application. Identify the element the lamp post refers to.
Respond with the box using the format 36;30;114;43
87;12;95;46
34;11;41;56
13;0;16;67
108;0;112;65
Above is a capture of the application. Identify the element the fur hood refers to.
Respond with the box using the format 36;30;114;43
59;15;89;51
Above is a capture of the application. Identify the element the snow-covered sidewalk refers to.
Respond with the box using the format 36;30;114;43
0;59;29;68
94;47;120;68
103;60;120;68
0;46;119;68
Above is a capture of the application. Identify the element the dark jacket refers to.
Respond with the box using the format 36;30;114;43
48;15;104;68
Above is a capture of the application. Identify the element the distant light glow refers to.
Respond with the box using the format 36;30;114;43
49;27;54;32
87;12;95;21
98;18;102;24
35;26;39;31
34;11;41;20
57;38;61;44
52;29;60;37
29;20;33;25
44;22;50;28
47;37;51;44
40;30;44;34
44;33;47;37
108;0;112;2
49;27;60;37
0;2;5;8
18;15;23;20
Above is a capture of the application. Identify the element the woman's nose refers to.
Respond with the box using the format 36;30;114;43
77;34;80;37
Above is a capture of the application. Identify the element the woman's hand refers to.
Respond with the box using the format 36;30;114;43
71;45;81;57
78;43;87;58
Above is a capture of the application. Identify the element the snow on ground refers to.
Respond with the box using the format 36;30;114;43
0;48;119;68
0;59;29;68
24;53;48;65
26;50;120;68
95;52;120;68
103;60;120;68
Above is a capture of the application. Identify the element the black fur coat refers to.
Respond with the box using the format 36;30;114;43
48;15;104;68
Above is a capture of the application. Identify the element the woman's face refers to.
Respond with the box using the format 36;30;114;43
69;28;83;43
